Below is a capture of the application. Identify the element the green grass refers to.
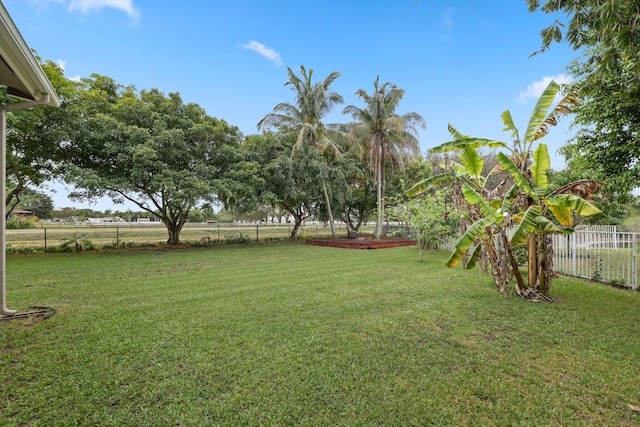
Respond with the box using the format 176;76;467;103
1;243;639;426
6;223;370;250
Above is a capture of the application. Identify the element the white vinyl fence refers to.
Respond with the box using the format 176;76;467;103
438;225;638;290
552;227;638;290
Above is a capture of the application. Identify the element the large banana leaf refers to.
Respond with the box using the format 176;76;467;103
545;194;602;217
546;204;573;227
460;145;484;183
446;216;495;268
447;123;468;140
496;152;536;199
531;144;550;191
510;205;543;245
510;204;569;245
405;172;456;197
501;110;520;142
531;88;580;141
429;138;507;154
465;244;483;269
461;183;495;218
523;81;559;144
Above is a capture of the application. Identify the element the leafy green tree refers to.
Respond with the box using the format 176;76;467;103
3;58;75;215
62;75;244;244
10;187;53;219
243;132;324;239
559;56;640;198
407;190;459;262
258;66;344;238
343;77;425;239
528;2;640;196
527;0;640;91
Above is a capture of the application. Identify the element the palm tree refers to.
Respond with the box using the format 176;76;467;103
258;66;344;238
343;77;425;239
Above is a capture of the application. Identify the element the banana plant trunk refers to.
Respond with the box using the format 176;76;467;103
528;234;538;290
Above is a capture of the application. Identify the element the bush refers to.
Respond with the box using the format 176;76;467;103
6;216;37;229
224;233;251;244
408;191;460;261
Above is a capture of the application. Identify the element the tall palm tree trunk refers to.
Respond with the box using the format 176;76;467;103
374;145;383;239
321;179;338;238
374;166;383;239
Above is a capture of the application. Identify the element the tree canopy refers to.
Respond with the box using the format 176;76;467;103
527;0;640;91
62;75;244;244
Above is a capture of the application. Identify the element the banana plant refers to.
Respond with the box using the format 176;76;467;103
444;181;525;295
499;143;602;295
407;80;601;299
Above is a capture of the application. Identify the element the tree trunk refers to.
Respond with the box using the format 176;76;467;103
537;235;553;296
290;216;302;239
321;180;338;238
527;234;538;290
374;145;383;240
164;216;185;245
374;163;383;239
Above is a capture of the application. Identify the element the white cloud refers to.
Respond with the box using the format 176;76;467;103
441;8;455;29
241;41;282;66
517;74;573;103
54;60;81;81
32;0;140;19
69;0;140;18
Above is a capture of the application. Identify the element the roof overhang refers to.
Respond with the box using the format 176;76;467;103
0;3;59;107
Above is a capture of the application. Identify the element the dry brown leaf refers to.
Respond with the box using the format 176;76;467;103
629;404;640;412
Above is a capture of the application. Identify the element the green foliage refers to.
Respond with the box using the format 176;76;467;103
58;233;96;252
242;132;323;239
6;216;37;229
257;65;345;238
8;187;54;219
527;0;640;91
224;233;251;244
101;241;138;250
562;53;640;198
61;75;245;244
3;58;73;210
407;191;460;261
343;76;426;238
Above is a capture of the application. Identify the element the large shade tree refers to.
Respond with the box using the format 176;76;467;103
343;77;425;239
243;132;325;239
527;1;640;195
257;66;344;238
527;0;640;91
3;58;74;217
62;75;244;244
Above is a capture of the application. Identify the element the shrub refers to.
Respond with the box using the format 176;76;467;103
6;216;37;229
224;233;251;244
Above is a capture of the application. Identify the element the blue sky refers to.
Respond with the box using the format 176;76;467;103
5;0;578;211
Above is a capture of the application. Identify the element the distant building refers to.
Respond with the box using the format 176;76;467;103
8;208;33;219
86;217;124;224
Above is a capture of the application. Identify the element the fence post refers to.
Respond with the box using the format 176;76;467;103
256;225;259;242
571;233;577;276
217;225;220;242
44;228;47;252
116;227;120;245
633;234;638;290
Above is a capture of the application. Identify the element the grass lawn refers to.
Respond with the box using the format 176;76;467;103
1;243;639;425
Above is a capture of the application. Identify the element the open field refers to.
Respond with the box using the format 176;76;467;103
7;223;375;250
1;244;639;425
